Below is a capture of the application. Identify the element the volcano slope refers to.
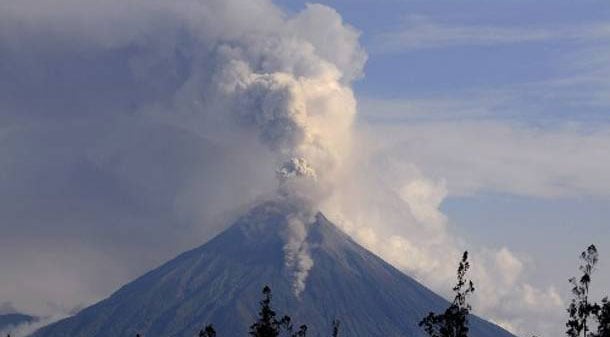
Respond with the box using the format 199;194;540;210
32;202;514;337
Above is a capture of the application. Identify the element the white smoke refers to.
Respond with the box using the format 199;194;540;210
216;45;360;206
199;4;363;298
281;215;315;297
277;158;317;180
0;0;365;321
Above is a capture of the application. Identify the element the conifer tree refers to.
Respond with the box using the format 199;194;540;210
567;244;599;337
199;324;216;337
419;251;475;337
249;286;293;337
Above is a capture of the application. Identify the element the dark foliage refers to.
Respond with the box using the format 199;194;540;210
419;251;475;337
249;286;307;337
199;324;216;337
591;297;610;337
293;325;307;337
594;297;610;337
567;245;599;337
331;319;340;337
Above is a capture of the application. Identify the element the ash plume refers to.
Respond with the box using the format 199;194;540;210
0;0;366;315
204;4;365;295
2;0;560;333
217;44;361;207
281;215;314;298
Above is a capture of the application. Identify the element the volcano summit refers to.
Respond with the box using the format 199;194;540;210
31;201;514;337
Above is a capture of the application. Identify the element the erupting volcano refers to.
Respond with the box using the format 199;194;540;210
32;201;514;337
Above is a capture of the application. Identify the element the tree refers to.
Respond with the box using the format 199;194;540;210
199;324;216;337
292;325;307;337
249;286;282;337
419;251;475;337
594;297;610;337
249;286;299;337
331;319;340;337
567;244;599;337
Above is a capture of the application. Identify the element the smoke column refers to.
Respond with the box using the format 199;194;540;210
202;4;365;295
281;215;314;297
217;36;361;206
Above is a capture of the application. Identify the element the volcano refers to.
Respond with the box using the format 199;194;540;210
32;202;514;337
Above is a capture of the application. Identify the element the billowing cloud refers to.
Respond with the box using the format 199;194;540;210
0;0;364;323
322;162;566;336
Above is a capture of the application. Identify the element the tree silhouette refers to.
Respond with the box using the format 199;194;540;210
419;251;475;337
331;319;340;337
567;244;599;337
249;286;281;337
199;324;216;337
249;286;298;337
292;325;307;337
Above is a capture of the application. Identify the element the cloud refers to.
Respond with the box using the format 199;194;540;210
334;8;610;337
0;0;364;320
333;87;610;335
350;37;610;332
323;164;566;336
372;15;610;53
0;302;18;315
547;45;610;110
0;315;68;337
359;94;511;123
366;120;610;199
